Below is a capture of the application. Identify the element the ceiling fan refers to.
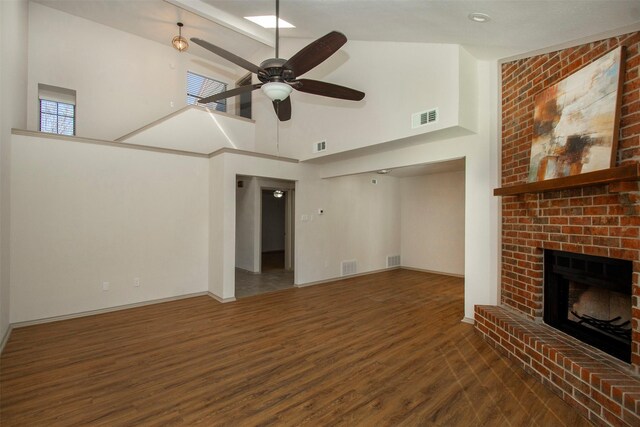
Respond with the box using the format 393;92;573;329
190;0;365;121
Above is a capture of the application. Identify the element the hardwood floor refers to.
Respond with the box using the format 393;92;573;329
0;270;589;426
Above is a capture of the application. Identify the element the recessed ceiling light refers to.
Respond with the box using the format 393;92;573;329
468;12;491;23
377;169;391;175
245;15;295;29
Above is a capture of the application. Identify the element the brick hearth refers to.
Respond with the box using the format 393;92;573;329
475;32;640;426
476;305;640;425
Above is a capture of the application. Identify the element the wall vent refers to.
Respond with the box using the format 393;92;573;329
341;260;357;276
313;140;327;153
387;255;401;268
411;108;438;128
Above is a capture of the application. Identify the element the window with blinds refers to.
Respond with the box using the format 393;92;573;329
38;84;76;136
187;71;227;112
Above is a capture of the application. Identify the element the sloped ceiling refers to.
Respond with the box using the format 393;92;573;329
35;0;640;61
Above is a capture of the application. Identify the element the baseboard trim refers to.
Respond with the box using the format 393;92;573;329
401;266;464;279
11;292;209;328
207;292;236;303
295;266;463;289
461;317;475;325
295;266;401;288
1;324;13;355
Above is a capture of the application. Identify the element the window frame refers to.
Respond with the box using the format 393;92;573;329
235;73;253;120
186;70;228;113
39;98;76;136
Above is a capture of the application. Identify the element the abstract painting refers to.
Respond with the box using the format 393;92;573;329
528;47;625;182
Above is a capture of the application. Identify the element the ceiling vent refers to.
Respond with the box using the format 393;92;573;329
411;108;438;129
313;140;327;153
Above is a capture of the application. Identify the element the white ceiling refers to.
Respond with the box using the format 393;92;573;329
35;0;640;61
379;158;465;178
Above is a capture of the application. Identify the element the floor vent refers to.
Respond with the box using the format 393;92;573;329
387;255;401;268
411;108;438;128
341;260;357;276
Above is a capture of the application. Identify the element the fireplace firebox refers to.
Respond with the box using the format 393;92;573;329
543;250;632;363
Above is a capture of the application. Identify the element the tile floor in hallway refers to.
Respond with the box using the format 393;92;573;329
235;251;294;298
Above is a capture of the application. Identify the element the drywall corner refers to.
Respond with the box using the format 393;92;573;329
458;46;479;133
0;0;29;343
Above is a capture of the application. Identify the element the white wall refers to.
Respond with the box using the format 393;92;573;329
208;154;231;298
235;176;259;272
317;59;500;320
1;0;29;341
252;40;477;161
7;6;500;324
27;3;243;141
208;153;402;299
119;107;257;154
210;155;307;299
400;171;465;276
317;173;401;277
10;134;209;322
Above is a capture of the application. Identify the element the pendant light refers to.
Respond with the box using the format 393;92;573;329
172;22;189;52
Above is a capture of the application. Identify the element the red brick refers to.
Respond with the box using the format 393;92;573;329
622;408;640;426
499;32;640;400
591;389;622;416
574;389;603;414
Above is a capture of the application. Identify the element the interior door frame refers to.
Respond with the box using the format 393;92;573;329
284;189;295;271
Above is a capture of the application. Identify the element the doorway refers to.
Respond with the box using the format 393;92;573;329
235;176;295;298
261;189;286;271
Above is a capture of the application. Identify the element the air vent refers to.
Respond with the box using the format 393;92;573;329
313;140;327;153
341;260;357;276
387;255;401;268
411;108;438;128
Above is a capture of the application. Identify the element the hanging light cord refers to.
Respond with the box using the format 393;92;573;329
276;120;280;157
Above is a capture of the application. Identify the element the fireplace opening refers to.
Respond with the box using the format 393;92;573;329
544;250;632;363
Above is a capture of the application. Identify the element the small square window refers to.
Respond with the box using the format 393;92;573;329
40;100;75;136
38;84;76;136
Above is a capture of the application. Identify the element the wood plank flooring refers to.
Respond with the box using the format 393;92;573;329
0;270;589;426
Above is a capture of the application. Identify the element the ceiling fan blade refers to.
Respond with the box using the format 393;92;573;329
273;97;292;121
294;79;365;101
283;31;347;77
191;38;265;75
197;83;263;104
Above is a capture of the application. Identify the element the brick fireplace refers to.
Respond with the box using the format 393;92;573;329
475;32;640;426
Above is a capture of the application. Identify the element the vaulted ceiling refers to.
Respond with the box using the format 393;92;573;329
35;0;640;61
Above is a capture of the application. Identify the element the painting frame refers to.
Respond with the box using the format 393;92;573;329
527;46;626;183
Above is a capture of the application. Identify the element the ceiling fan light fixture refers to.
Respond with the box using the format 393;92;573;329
262;81;293;101
172;22;189;52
